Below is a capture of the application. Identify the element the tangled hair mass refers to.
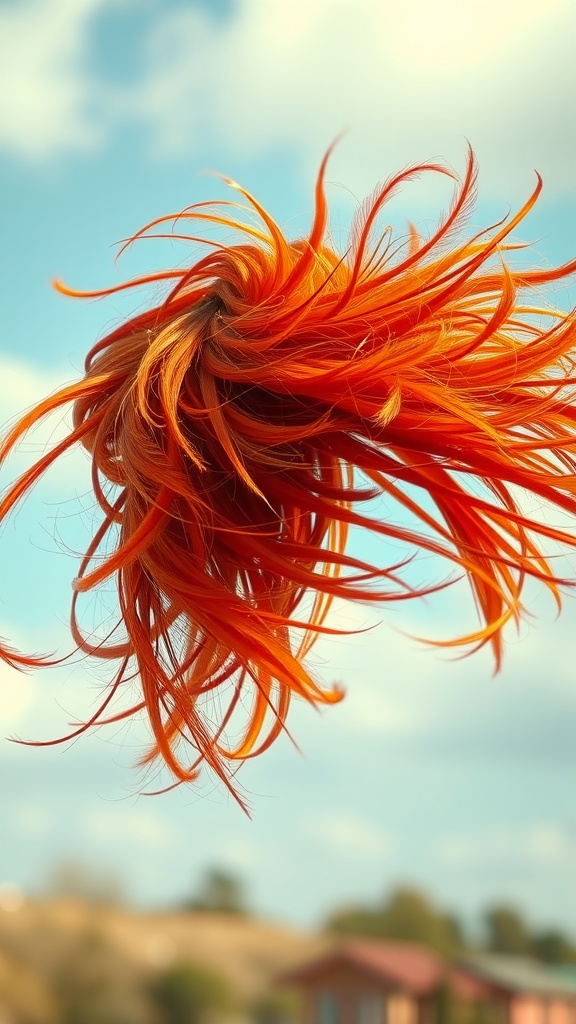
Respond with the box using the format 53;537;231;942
2;147;576;804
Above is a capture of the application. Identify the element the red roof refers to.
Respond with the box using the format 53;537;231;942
282;940;498;1000
449;969;497;1001
283;941;444;994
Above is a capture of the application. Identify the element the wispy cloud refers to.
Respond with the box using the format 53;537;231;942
436;823;575;868
294;591;576;778
131;0;576;192
83;807;179;848
3;0;575;197
0;0;114;159
0;354;91;493
306;812;395;859
1;355;74;423
0;658;35;731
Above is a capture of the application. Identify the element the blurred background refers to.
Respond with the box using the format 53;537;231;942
1;0;575;1019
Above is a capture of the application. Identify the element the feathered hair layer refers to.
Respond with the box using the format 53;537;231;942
2;147;576;803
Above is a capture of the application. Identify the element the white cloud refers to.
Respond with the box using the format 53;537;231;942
3;0;575;200
83;807;178;847
293;583;576;773
307;597;478;739
0;659;34;730
436;823;575;868
0;655;88;753
0;614;146;766
131;0;576;195
0;354;91;493
0;0;113;159
1;355;71;424
307;812;394;859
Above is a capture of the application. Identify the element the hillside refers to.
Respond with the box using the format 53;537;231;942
0;896;327;1010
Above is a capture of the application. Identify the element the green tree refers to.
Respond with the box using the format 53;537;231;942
484;906;531;956
325;903;387;939
150;962;232;1024
382;888;462;955
532;930;576;964
186;868;248;915
325;886;463;956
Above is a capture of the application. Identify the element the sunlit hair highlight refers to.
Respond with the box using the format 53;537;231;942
2;146;576;804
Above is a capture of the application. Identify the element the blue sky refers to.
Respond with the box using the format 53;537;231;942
1;0;575;938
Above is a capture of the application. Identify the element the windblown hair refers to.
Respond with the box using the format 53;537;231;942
2;147;576;803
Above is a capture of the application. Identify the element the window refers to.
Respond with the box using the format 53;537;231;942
316;992;340;1024
358;993;386;1024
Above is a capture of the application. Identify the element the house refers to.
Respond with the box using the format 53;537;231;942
280;941;576;1024
280;940;493;1024
460;954;576;1024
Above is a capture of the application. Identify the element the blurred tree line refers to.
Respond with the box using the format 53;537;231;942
1;864;575;1023
183;867;249;916
324;885;576;964
33;860;576;965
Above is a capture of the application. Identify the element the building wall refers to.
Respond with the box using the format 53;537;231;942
388;993;418;1024
510;996;544;1024
510;997;576;1024
298;967;417;1024
294;967;576;1024
548;999;576;1024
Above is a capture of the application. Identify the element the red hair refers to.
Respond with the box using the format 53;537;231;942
2;147;576;803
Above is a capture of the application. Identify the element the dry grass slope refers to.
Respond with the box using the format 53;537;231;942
0;896;327;1009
